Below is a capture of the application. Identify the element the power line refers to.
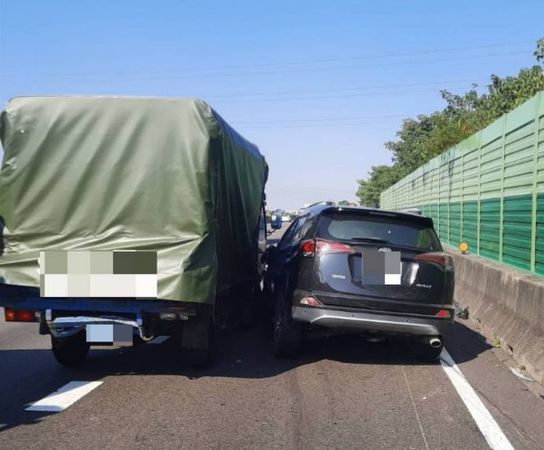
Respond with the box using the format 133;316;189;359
205;78;487;99
165;51;529;81
188;40;532;70
238;118;407;129
1;78;486;106
210;86;473;105
231;114;408;125
0;45;532;80
0;78;486;108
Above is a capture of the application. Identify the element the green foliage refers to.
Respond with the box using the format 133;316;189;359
357;39;544;207
337;200;351;206
357;165;401;207
534;38;544;64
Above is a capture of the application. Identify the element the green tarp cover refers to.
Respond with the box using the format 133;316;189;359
0;96;268;304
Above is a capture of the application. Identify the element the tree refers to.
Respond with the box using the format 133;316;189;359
534;38;544;64
337;200;351;206
385;113;443;175
356;38;544;205
356;165;401;207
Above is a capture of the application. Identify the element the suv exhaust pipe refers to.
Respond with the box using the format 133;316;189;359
429;337;442;348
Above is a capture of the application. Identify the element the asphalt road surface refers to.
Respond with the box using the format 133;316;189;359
1;224;544;449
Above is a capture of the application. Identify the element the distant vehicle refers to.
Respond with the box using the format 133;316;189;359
402;208;422;215
263;204;454;360
303;201;335;209
281;214;291;223
299;201;335;216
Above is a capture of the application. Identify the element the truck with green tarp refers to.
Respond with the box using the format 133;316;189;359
0;96;268;367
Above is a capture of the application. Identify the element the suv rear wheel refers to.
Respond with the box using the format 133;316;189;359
272;294;302;358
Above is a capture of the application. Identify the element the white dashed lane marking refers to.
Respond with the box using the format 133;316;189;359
25;381;103;412
440;348;514;450
21;341;516;450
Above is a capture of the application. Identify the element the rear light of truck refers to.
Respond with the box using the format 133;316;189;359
4;309;15;321
4;308;38;322
415;252;454;270
301;239;354;257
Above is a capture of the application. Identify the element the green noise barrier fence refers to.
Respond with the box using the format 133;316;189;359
381;91;544;275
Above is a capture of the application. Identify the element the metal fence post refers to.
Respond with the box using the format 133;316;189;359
530;92;541;272
499;115;506;263
437;161;441;237
460;151;465;243
448;157;451;243
477;131;482;255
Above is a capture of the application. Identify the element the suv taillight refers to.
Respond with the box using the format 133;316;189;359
301;240;316;257
301;239;354;257
415;252;454;270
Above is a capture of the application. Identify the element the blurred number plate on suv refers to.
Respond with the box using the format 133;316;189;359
361;250;401;285
86;324;133;346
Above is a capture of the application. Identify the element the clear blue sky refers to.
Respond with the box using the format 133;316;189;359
1;0;543;210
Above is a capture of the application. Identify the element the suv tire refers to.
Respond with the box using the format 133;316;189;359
272;296;302;358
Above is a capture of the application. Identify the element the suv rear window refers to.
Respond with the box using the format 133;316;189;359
316;212;441;252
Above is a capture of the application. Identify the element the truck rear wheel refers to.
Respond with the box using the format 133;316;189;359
182;346;213;369
180;306;215;369
51;331;90;367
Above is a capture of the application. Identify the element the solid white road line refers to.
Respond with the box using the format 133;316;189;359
25;381;103;412
148;335;170;344
440;348;514;450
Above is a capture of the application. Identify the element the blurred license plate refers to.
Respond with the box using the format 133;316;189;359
86;324;133;346
362;250;401;285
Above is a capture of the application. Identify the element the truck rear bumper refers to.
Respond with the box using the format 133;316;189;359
0;284;194;315
291;306;452;336
47;314;142;340
0;283;197;339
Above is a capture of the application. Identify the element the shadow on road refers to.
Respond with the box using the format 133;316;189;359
0;319;489;433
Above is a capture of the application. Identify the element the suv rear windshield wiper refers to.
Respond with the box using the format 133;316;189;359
349;238;437;252
348;237;390;244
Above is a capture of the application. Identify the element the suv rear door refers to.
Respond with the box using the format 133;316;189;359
302;209;454;308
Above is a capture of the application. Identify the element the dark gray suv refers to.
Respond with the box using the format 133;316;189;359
263;205;455;360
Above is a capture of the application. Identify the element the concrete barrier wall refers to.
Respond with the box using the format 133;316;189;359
448;248;544;384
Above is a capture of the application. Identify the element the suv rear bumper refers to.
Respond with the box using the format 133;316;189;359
291;306;452;336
